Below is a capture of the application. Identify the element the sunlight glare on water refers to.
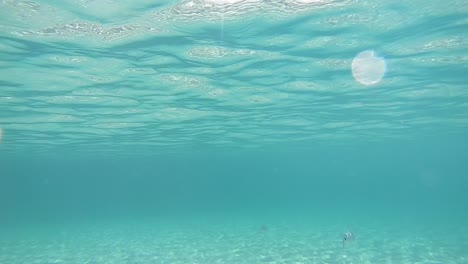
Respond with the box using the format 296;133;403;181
206;0;243;4
295;0;330;3
352;50;386;86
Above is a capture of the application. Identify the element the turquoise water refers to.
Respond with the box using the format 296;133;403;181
1;0;468;263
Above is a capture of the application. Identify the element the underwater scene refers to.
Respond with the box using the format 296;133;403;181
1;0;468;263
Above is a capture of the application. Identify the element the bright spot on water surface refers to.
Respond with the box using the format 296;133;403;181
205;0;243;4
295;0;326;3
352;50;386;86
0;128;2;143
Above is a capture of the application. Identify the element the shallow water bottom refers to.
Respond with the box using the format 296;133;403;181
1;210;467;264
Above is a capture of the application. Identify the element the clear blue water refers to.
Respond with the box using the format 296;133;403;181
1;0;468;263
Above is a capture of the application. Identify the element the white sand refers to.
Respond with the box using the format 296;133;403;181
0;214;466;264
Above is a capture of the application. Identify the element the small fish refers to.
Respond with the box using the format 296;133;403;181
342;231;354;247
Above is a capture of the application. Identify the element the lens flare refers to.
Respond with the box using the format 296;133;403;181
352;50;386;86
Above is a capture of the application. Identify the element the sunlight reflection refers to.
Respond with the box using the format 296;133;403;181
295;0;326;3
205;0;244;4
0;128;3;143
352;50;386;86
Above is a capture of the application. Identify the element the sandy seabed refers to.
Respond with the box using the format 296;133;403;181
0;214;467;264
